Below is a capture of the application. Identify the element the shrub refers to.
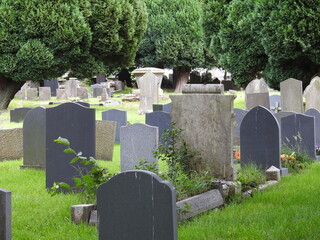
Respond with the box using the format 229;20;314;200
237;164;267;191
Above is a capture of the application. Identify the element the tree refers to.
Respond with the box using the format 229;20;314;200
136;0;205;92
203;0;320;88
0;0;147;109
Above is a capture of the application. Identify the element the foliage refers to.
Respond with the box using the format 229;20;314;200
237;164;267;191
281;149;313;174
203;0;320;88
137;0;204;69
51;137;113;203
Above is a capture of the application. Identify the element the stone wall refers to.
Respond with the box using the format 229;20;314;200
0;128;23;160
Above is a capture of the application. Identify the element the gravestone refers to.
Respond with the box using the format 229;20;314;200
43;80;59;96
92;86;103;98
269;94;282;113
15;89;26;100
280;78;303;113
65;79;79;98
77;87;88;99
281;114;316;159
245;79;270;110
233;108;248;146
10;107;32;122
26;88;38;100
120;123;158;172
146;111;171;145
21;107;46;169
39;87;51;101
274;111;296;125
102;109;127;143
96;73;106;83
170;87;236;180
56;89;67;100
0;128;23;160
153;103;172;113
138;72;159;114
100;88;108;101
96;120;116;161
0;188;11;240
304;76;320;111
114;80;124;91
240;106;284;173
97;170;177;240
46;103;95;188
305;108;320;146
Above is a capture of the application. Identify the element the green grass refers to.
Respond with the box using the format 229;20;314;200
179;163;320;240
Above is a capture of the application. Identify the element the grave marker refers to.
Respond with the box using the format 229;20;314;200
77;87;88;99
65;79;79;98
43;79;59;96
10;107;32;122
96;120;116;161
120;123;158;172
304;76;320;111
269;94;282;113
305;108;320;146
245;79;270;110
39;87;51;101
56;89;67;100
153;103;172;113
146;111;171;145
138;72;159;114
102;109;127;143
97;170;177;240
0;188;11;240
96;73;106;83
280;78;303;113
26;88;38;100
233;108;248;146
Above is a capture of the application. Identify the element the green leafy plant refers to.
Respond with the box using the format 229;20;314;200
51;137;113;203
134;158;158;174
237;164;267;192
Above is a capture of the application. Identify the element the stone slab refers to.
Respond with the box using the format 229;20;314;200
138;72;159;114
280;78;303;113
0;128;23;160
146;111;171;145
77;87;88;99
245;93;270;110
120;123;158;172
102;109;127;143
26;88;38;100
304;76;320;111
39;87;51;101
71;204;96;224
96;120;116;161
97;170;177;240
56;89;67;100
43;79;59;97
305;108;320;146
0;188;11;240
153;103;172;113
10;107;32;123
182;84;224;94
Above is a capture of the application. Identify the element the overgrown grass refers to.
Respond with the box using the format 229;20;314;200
179;162;320;240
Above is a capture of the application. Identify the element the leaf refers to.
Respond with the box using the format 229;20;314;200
70;157;80;163
54;137;70;146
64;148;76;154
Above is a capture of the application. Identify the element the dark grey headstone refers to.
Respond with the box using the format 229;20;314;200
97;170;177;240
245;93;270;110
240;106;281;170
281;114;316;159
120;123;158;172
102;109;127;143
305;108;320;146
153;103;172;113
0;188;11;240
10;107;32;122
22;107;46;169
96;73;106;83
274;111;296;125
233;108;248;145
46;103;96;189
146;111;171;145
43;80;59;96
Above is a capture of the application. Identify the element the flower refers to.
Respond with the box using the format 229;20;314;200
234;151;240;159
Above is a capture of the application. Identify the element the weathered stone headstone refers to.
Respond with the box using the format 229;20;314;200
0;188;11;240
97;170;177;240
0;128;23;160
46;103;95;188
56;89;67;100
96;120;116;161
39;87;51;101
233;108;248;146
245;79;270;110
138;72;159;114
43;80;59;97
65;79;79;98
305;108;320;146
22;107;46;169
15;89;26;100
77;87;88;99
304;76;320;111
133;67;165;91
114;80;124;91
146;111;171;145
26;88;38;100
170;89;236;180
102;109;127;143
269;94;282;113
100;88;108;101
240;106;286;174
280;78;303;113
10;107;32;122
92;86;103;98
96;73;106;83
153;103;172;113
281;114;316;159
120;123;158;172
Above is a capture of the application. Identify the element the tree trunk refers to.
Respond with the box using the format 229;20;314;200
0;75;24;109
173;66;191;93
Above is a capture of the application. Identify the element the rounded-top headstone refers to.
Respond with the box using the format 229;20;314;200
304;76;320;111
245;78;269;94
